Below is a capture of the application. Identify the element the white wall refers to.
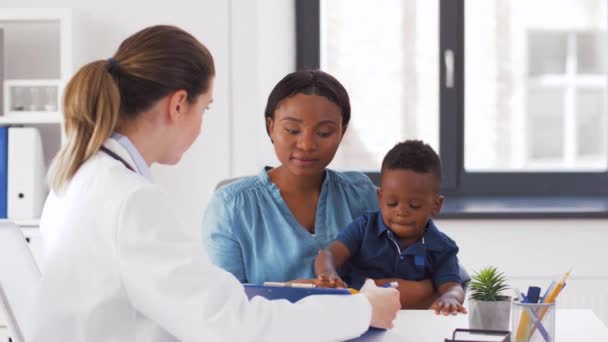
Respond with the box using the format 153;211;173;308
230;0;292;176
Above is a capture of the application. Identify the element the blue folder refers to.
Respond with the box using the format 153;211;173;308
0;127;7;218
244;284;387;339
243;284;351;303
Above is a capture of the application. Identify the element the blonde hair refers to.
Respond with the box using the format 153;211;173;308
49;25;215;191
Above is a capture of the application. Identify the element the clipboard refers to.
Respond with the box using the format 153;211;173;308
243;284;351;303
444;328;511;342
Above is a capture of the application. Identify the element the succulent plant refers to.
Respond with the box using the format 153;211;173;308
468;266;510;302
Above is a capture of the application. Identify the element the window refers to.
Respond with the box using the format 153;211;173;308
318;0;439;170
465;2;607;172
297;0;608;201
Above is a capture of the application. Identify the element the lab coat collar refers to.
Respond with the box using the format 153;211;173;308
102;137;154;183
110;133;154;182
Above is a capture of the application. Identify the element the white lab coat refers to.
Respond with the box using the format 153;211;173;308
29;138;372;342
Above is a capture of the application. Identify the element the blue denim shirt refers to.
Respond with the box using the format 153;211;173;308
337;211;462;290
202;168;379;284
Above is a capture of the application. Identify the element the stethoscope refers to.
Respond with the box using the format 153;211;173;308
99;145;136;173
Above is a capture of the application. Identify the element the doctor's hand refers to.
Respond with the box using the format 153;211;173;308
359;278;400;329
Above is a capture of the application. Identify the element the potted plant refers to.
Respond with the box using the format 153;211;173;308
468;266;511;331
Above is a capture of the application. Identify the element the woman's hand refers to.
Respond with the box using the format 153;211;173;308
359;279;400;329
313;273;348;288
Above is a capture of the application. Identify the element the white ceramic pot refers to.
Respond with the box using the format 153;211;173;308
468;300;511;331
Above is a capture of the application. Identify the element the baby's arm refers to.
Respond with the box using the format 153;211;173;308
431;282;466;315
375;278;437;309
314;241;351;288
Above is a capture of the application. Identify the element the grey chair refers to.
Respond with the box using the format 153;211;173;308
459;264;471;291
214;176;244;190
0;220;41;342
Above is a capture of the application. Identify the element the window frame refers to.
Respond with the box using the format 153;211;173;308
296;0;608;201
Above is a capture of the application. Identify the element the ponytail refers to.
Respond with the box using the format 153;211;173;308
48;25;215;192
49;60;120;191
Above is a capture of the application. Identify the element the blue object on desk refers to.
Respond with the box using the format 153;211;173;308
243;284;351;303
526;286;541;303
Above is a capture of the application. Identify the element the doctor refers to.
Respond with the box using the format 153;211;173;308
31;25;400;342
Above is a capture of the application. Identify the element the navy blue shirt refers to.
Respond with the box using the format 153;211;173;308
337;211;462;290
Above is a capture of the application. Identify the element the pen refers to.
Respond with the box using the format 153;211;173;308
382;281;399;288
526;286;541;304
540;280;555;303
263;282;316;288
347;282;398;294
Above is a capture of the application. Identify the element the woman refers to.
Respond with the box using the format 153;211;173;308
32;26;399;342
202;71;436;307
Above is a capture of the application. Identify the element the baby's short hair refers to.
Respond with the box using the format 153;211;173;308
381;140;442;186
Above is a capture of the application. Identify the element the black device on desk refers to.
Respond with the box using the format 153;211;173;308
445;328;511;342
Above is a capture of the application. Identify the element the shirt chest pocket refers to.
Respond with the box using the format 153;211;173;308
395;255;433;281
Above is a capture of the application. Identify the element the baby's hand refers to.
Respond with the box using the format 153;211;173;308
431;296;467;316
313;273;348;288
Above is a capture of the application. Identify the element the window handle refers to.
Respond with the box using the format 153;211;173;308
444;49;454;88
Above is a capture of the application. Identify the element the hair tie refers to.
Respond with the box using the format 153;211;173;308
107;57;118;74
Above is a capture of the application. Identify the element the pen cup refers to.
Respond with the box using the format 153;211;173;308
511;298;555;342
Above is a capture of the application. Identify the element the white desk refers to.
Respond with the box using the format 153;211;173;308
351;309;608;341
0;309;605;341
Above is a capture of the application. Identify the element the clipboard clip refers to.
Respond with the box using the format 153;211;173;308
444;328;511;342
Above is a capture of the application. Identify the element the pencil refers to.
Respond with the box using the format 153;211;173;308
263;282;316;288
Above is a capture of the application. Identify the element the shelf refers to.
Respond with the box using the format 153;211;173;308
0;8;71;21
0;218;40;228
13;219;40;227
0;113;62;124
0;8;71;221
3;79;62;119
0;8;73;84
